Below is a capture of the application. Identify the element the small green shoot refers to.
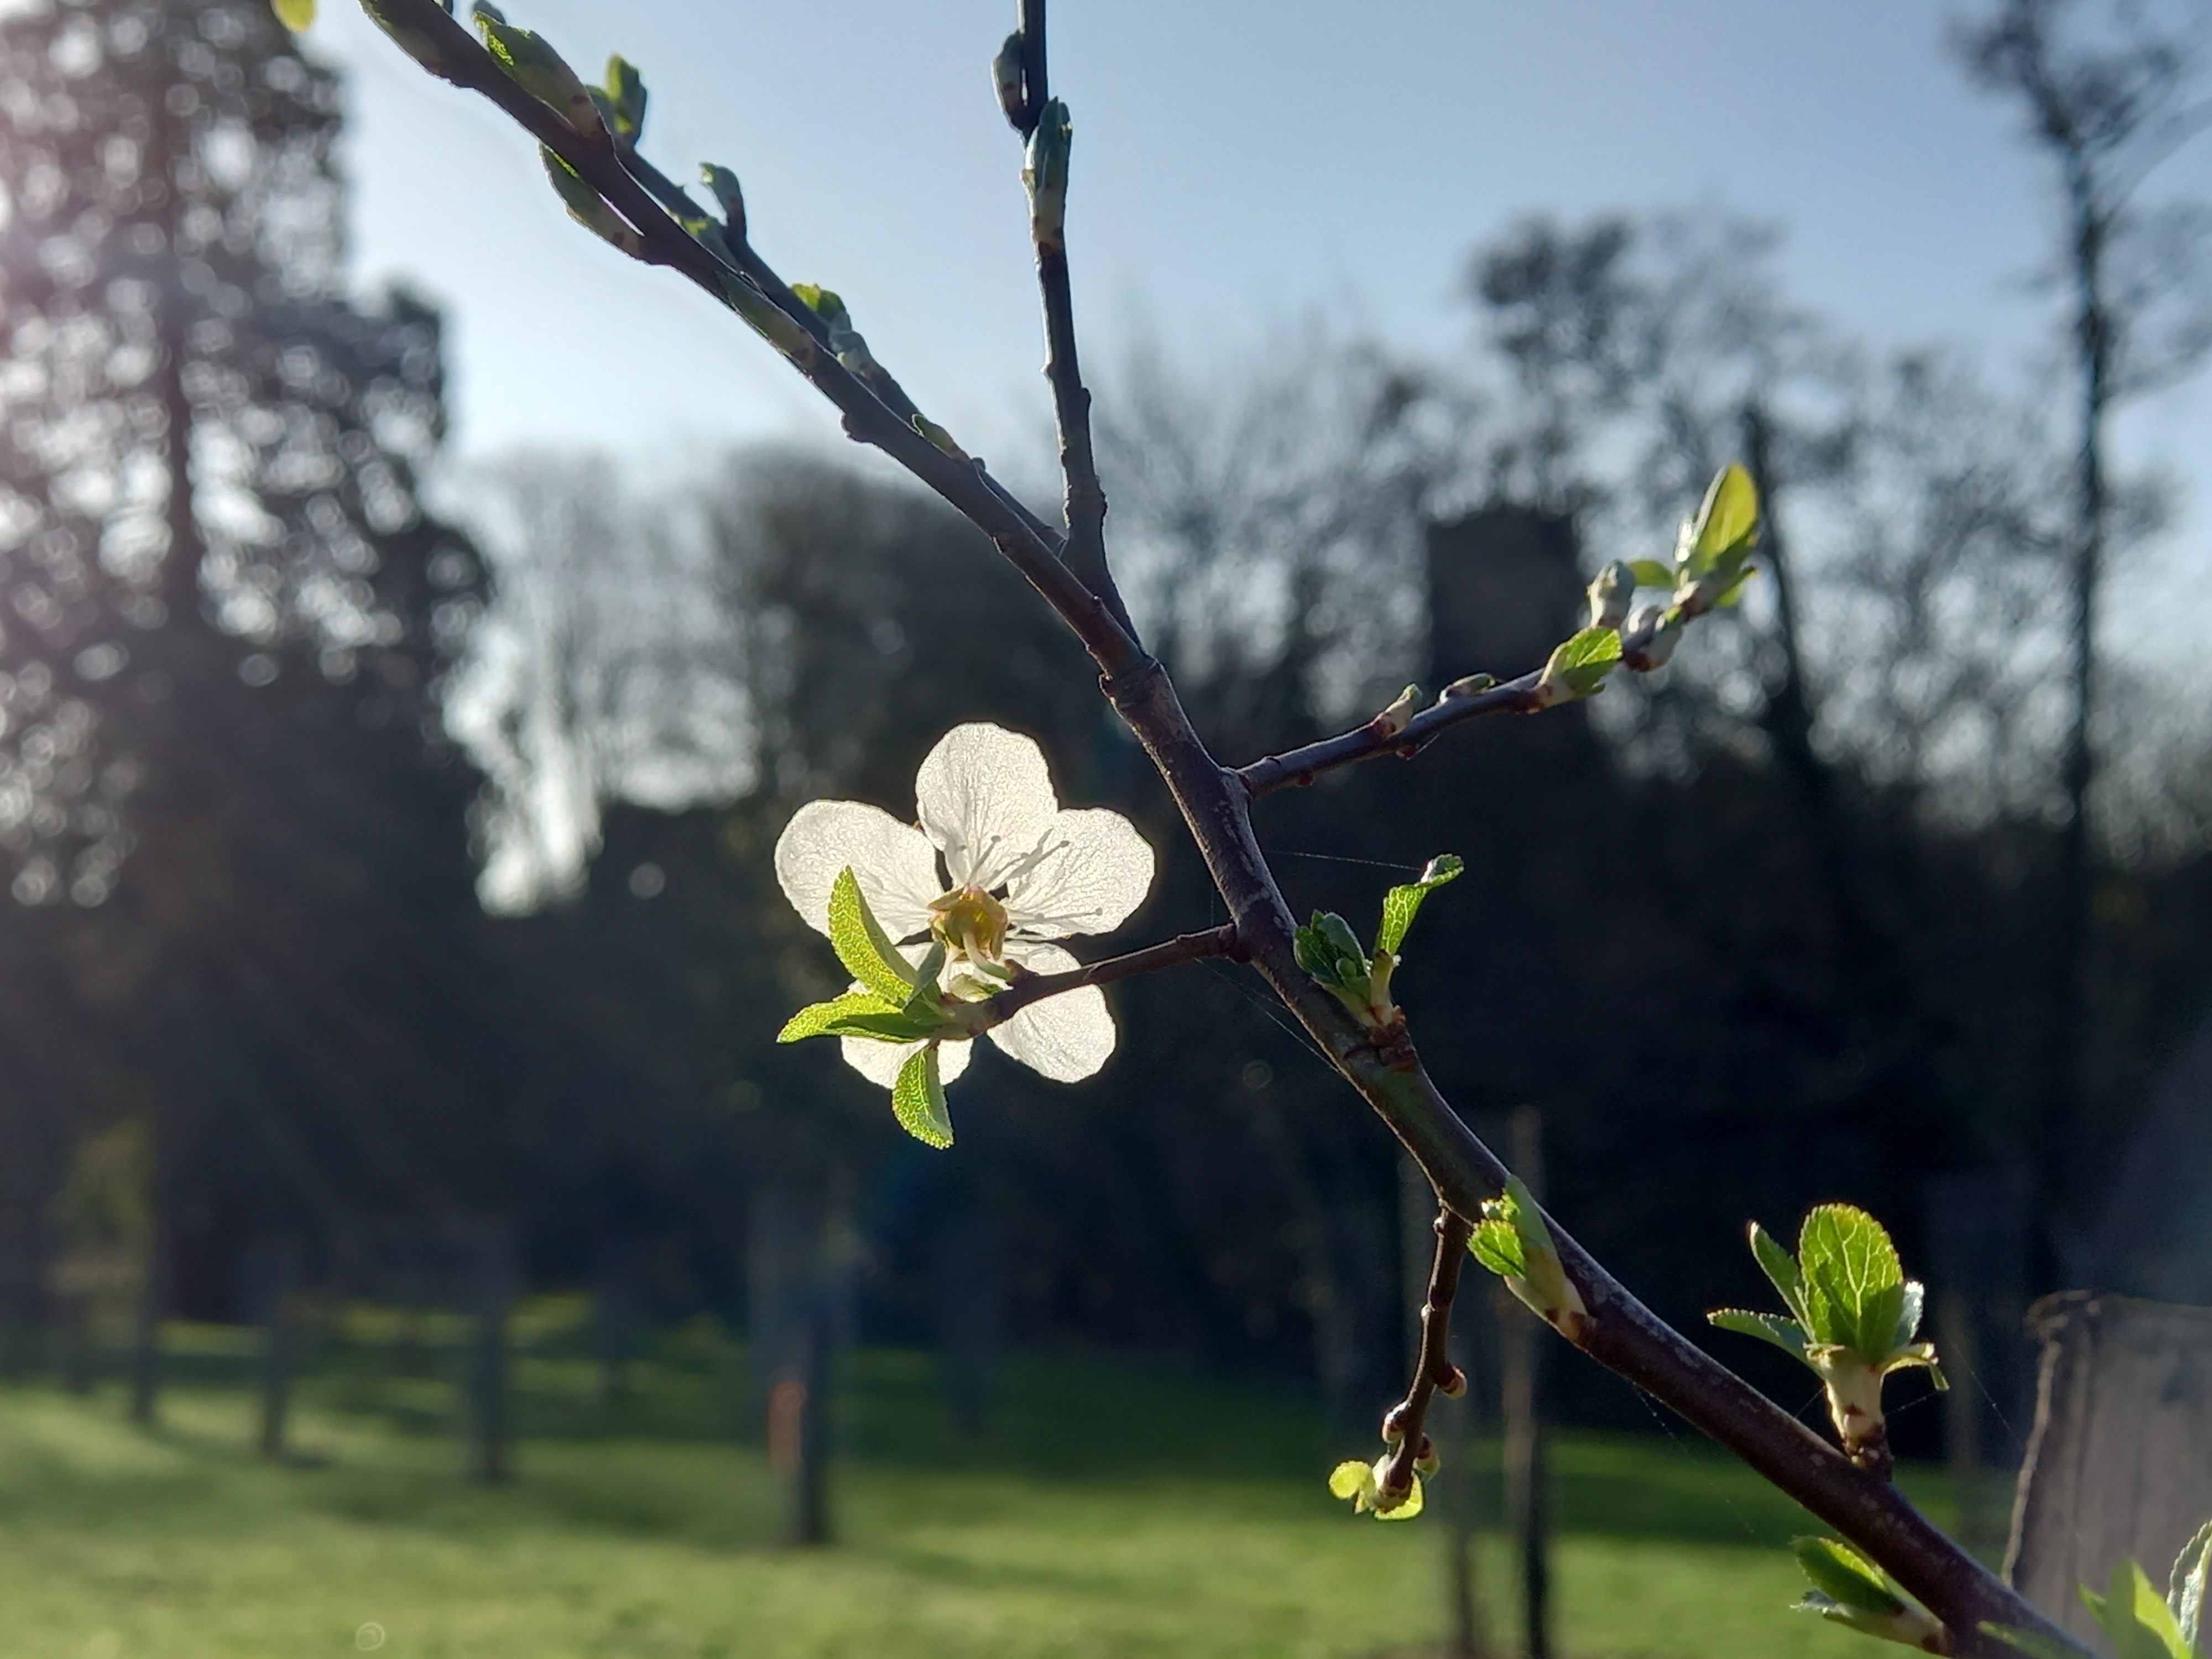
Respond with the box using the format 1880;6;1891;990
1791;1537;1944;1650
1708;1204;1943;1472
1467;1175;1587;1337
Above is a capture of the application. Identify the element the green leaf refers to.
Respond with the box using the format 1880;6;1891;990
2171;1518;2212;1653
777;990;902;1044
602;54;646;138
1628;557;1675;590
699;164;747;243
1983;1622;2100;1659
538;147;642;255
1542;625;1623;698
1293;911;1369;990
1797;1203;1904;1358
1893;1280;1926;1348
1715;565;1759;607
1327;1460;1372;1502
827;867;917;1004
1749;1220;1807;1323
1680;462;1760;578
900;942;948;1020
1468;1218;1528;1280
890;1046;953;1150
1374;1473;1424;1520
1793;1537;1904;1618
1376;853;1464;957
474;9;602;134
2089;1560;2195;1659
790;284;850;327
1708;1308;1810;1361
273;0;315;30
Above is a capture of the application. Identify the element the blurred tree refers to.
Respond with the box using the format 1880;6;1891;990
0;0;493;1417
1955;0;2212;1205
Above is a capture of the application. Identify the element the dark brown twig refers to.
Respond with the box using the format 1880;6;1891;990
977;924;1239;1028
1239;672;1543;796
1013;0;1136;639
1373;1206;1473;1507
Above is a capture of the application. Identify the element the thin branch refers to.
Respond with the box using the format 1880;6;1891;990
1014;0;1136;639
1239;672;1544;796
369;0;1142;686
977;924;1239;1026
1373;1206;1473;1507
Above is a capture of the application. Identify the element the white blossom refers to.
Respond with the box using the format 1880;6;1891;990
774;722;1154;1087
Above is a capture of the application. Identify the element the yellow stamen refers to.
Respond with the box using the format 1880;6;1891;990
928;884;1009;962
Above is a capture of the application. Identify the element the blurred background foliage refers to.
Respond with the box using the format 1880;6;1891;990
0;0;2206;1484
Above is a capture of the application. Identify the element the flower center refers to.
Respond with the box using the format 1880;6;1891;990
928;883;1010;962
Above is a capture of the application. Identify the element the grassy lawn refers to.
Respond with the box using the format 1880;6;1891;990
0;1313;1953;1658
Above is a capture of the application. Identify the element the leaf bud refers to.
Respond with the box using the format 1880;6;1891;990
1024;98;1072;254
539;147;641;255
1380;1402;1411;1445
1621;602;1683;672
1413;1436;1439;1478
1441;672;1496;700
699;164;748;247
474;7;603;136
1437;1365;1467;1398
1371;684;1421;738
1586;560;1635;631
359;0;466;81
992;31;1027;131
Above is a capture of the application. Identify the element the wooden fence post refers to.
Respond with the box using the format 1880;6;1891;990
2006;1293;2212;1642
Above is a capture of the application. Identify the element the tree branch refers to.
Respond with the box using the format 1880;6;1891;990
1372;1206;1473;1508
1011;0;1135;640
976;924;1239;1027
1239;672;1545;796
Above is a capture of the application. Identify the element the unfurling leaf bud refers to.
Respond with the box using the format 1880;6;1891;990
539;147;642;255
912;415;971;463
1024;98;1072;254
474;6;604;135
1621;602;1683;671
274;0;316;32
601;54;647;140
1587;560;1635;631
1535;625;1623;707
360;0;465;81
1372;684;1421;738
699;164;748;247
992;31;1027;131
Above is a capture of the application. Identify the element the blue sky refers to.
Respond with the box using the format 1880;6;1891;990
310;0;2212;605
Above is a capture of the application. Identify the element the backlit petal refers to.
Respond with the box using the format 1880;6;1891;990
838;1034;973;1089
987;941;1117;1081
1005;806;1154;940
774;799;942;941
914;723;1059;890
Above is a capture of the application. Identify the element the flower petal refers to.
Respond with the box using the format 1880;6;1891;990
1005;806;1154;940
775;800;942;941
988;941;1117;1081
914;723;1059;890
839;1034;973;1089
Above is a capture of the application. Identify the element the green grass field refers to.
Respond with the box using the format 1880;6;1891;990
0;1310;1957;1658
